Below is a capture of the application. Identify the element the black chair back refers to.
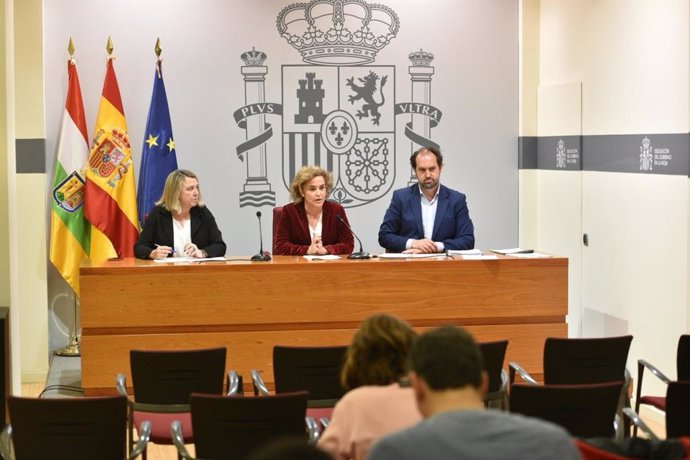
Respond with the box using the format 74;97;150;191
510;381;623;438
666;381;690;438
130;347;226;404
273;345;347;404
8;395;128;460
479;340;508;393
677;335;690;381
190;391;308;460
543;335;632;384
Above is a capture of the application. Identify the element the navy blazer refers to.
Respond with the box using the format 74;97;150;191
134;205;227;259
378;184;474;252
274;200;355;255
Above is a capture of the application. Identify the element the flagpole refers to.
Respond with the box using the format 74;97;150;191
55;294;80;357
53;37;83;357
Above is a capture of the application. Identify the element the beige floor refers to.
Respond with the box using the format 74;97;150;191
18;383;666;460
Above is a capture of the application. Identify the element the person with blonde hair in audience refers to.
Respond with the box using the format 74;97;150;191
317;314;421;460
274;165;354;255
368;326;580;460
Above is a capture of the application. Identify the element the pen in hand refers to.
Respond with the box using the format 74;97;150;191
154;244;175;258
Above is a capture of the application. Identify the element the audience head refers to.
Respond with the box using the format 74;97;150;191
410;146;443;169
340;314;417;391
289;166;333;203
157;169;205;213
409;325;487;417
246;436;332;460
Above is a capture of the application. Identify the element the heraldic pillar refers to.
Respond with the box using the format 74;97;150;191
240;48;275;206
407;49;435;185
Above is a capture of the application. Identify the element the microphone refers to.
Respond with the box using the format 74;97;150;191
336;215;371;260
251;211;272;262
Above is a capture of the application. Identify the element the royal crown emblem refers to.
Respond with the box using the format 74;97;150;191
276;0;400;65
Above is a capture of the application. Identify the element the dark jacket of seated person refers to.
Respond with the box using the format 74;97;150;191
274;200;354;255
378;184;474;253
134;205;226;259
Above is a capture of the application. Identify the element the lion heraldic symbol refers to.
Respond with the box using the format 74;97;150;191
346;71;388;126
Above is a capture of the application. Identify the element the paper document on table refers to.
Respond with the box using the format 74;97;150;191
377;253;447;259
510;252;552;258
462;254;498;260
153;256;227;263
490;248;534;255
303;255;341;260
447;249;483;255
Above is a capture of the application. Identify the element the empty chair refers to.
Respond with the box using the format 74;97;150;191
479;340;509;409
626;380;690;440
171;391;310;460
510;335;633;436
252;345;347;421
0;395;150;460
510;335;633;385
634;334;690;437
510;381;623;438
117;347;239;459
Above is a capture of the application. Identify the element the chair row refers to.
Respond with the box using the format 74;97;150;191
4;334;689;459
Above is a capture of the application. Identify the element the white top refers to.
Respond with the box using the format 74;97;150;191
172;216;191;256
309;213;323;240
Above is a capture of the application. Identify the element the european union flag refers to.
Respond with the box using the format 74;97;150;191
137;61;178;226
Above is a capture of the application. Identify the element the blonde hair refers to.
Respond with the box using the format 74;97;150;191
340;314;418;391
289;166;333;203
156;169;205;213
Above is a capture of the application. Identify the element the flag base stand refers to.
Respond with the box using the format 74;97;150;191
55;295;80;357
55;335;80;357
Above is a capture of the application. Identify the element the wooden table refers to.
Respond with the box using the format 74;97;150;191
80;255;568;395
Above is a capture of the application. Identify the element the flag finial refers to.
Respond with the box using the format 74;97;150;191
155;38;162;58
68;37;75;58
106;36;114;56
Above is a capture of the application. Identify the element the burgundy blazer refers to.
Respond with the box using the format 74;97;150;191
274;200;354;255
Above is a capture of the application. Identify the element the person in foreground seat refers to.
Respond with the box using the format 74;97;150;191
378;146;474;253
274;165;354;255
368;326;582;460
134;169;226;259
317;314;422;460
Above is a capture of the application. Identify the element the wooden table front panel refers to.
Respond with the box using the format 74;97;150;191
80;256;568;394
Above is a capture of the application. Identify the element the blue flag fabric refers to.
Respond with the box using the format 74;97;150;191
137;63;178;226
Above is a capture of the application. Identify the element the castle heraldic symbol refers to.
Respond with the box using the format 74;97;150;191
234;0;444;208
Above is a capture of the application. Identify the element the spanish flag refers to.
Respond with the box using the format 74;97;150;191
84;54;139;260
49;57;90;293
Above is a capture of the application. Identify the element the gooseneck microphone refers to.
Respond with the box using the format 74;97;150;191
336;215;371;260
251;211;272;262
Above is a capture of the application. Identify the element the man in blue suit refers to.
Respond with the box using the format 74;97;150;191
378;147;474;253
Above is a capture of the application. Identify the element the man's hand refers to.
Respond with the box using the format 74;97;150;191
410;238;438;253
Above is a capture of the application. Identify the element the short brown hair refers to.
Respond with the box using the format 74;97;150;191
340;314;418;391
289;166;333;203
410;146;443;169
156;169;205;213
411;326;483;390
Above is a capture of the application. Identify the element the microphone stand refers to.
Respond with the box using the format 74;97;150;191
251;211;272;261
336;215;371;260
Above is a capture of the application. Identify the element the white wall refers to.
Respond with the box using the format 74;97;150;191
526;0;690;422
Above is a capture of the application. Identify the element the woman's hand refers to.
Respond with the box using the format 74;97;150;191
307;235;328;255
149;245;173;259
184;243;205;258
